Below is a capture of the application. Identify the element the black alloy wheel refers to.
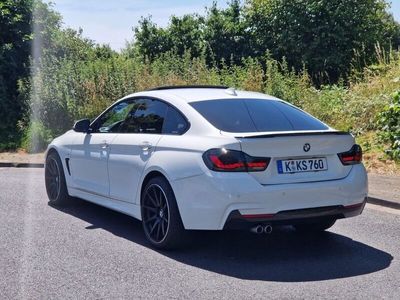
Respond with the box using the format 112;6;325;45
142;184;170;243
45;151;70;206
45;156;61;201
141;177;186;249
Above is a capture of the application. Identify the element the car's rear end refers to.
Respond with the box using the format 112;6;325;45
172;94;368;231
220;131;367;230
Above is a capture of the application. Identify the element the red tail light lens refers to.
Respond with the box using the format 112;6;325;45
338;144;362;165
203;149;270;172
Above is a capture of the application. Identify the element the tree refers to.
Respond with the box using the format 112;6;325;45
168;14;204;58
203;0;249;65
131;1;249;65
246;0;400;83
16;1;101;151
132;17;172;60
0;0;32;149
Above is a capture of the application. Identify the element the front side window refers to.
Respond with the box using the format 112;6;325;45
190;99;328;133
93;99;137;133
93;98;188;135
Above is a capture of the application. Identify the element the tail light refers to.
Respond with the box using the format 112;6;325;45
203;148;270;172
338;144;362;165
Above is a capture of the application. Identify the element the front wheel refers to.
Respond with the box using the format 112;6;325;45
141;177;186;250
45;151;71;206
293;219;336;233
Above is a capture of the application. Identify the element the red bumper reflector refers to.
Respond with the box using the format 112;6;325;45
242;213;275;219
344;202;364;209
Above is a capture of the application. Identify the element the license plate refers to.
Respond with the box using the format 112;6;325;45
277;158;328;174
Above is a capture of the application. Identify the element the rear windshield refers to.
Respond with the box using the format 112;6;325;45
190;99;328;132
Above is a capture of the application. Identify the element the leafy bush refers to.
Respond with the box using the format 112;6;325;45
21;120;53;153
20;48;400;145
378;91;400;160
302;85;349;130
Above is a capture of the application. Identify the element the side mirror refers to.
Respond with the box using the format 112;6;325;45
73;119;91;133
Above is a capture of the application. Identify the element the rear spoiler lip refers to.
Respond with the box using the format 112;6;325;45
234;131;351;139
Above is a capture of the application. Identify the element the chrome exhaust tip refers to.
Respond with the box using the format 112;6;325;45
264;224;273;234
250;225;264;234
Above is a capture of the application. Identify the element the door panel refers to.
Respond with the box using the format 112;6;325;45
108;134;162;202
69;98;137;197
108;98;169;203
70;133;117;196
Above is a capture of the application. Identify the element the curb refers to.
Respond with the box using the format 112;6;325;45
367;196;400;210
0;162;44;168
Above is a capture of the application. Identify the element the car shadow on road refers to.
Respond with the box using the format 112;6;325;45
52;198;393;282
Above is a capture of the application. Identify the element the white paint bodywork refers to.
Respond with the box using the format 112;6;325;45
47;88;368;229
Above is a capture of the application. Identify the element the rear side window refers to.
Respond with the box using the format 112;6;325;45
120;99;168;134
190;99;328;133
162;106;188;135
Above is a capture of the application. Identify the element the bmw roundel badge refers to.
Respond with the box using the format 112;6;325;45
303;143;311;152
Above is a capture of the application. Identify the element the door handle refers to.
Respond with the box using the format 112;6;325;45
101;141;109;149
140;141;153;151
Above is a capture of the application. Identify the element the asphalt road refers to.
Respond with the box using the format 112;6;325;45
1;168;399;299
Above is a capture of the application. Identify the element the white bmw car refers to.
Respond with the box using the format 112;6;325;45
45;86;368;249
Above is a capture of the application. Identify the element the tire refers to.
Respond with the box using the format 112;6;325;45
141;176;186;250
45;151;71;206
293;218;336;233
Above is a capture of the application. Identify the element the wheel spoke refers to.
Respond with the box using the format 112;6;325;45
152;188;160;206
47;161;52;174
49;160;56;175
144;215;158;224
156;222;161;240
149;219;160;235
147;192;158;207
161;218;166;236
157;188;163;206
143;205;157;213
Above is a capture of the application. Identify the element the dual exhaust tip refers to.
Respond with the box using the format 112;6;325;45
250;224;273;234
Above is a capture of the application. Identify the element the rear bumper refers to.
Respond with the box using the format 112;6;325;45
223;199;366;230
172;164;368;230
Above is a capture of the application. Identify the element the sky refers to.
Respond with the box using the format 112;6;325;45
49;0;400;51
50;0;226;50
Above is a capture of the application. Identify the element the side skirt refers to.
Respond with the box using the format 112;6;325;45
69;187;142;220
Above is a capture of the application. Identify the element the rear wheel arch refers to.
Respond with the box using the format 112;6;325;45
140;172;187;249
140;170;171;205
139;170;184;223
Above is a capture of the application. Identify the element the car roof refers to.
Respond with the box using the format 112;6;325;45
121;86;280;103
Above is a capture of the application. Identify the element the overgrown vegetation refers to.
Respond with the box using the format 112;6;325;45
0;0;32;150
0;0;399;170
378;91;400;160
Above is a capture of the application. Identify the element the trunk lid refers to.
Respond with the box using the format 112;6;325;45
232;130;355;185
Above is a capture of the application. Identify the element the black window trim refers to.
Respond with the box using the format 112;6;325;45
89;96;190;135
